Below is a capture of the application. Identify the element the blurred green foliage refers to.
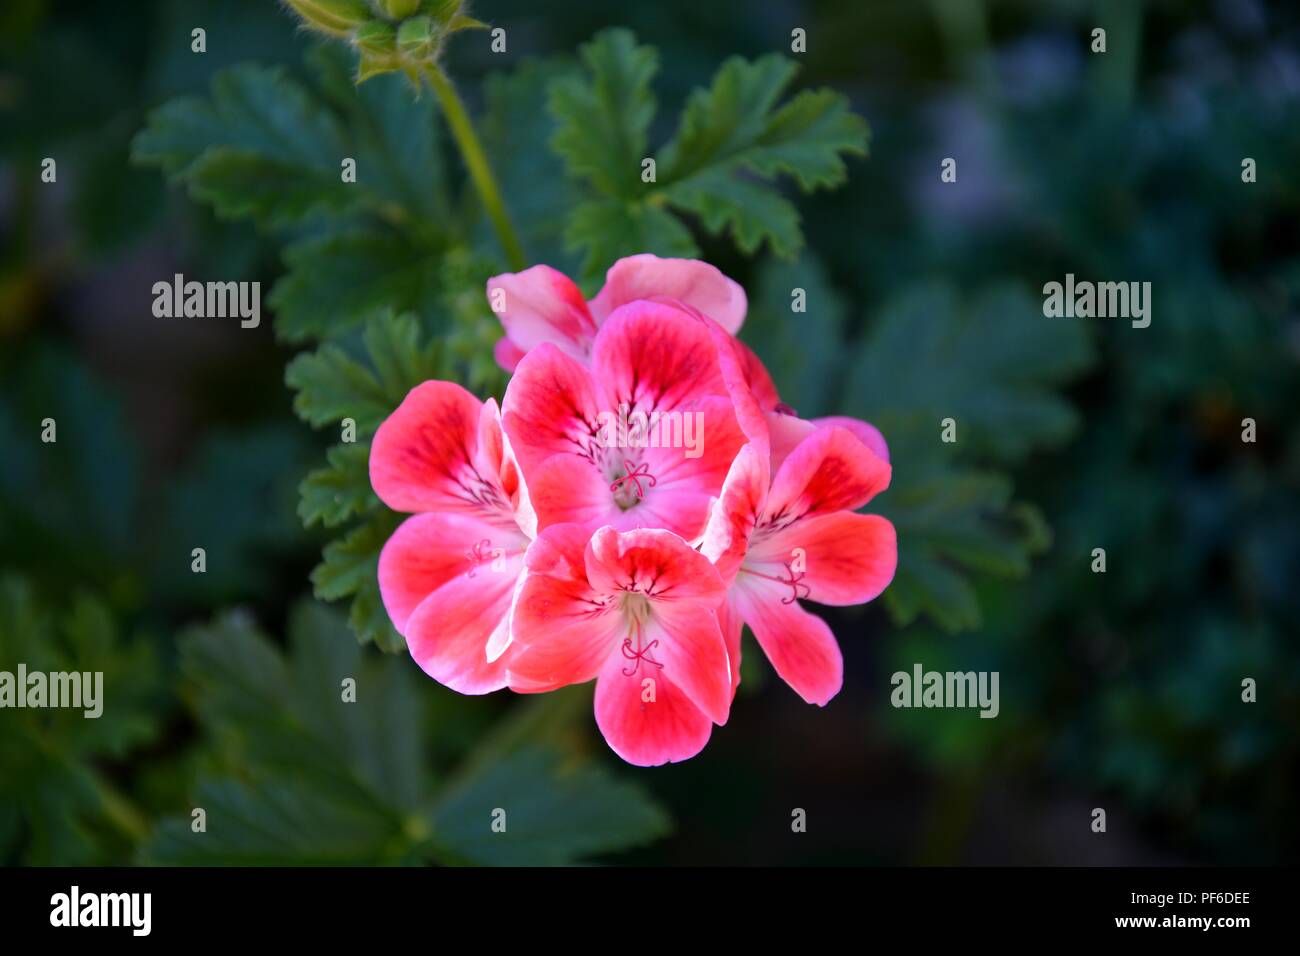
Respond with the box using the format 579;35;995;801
1;0;1298;865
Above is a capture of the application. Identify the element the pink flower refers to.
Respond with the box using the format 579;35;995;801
369;381;535;693
366;253;898;767
487;254;747;371
500;299;745;540
506;524;732;766
701;426;897;705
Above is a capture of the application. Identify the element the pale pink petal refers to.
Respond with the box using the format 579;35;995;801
733;576;844;706
813;415;890;463
378;512;527;632
493;337;526;373
767;411;817;477
404;553;524;695
501;343;603;477
593;653;714;766
718;595;744;696
589;254;748;334
747;511;897;606
763;425;892;525
486;264;597;363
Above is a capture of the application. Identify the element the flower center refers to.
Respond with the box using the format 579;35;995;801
619;618;663;677
608;460;657;509
464;538;494;577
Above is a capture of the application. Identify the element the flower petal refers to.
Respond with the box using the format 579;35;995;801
584;526;727;608
593;653;715;766
748;511;897;606
486;264;597;363
589;254;748;334
378;512;527;632
501;343;603;477
763;425;892;525
403;553;524;695
591;300;729;413
700;442;769;584
370;380;508;517
506;524;622;692
733;576;844;706
812;415;890;463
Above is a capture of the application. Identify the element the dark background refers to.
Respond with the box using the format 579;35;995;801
2;0;1298;865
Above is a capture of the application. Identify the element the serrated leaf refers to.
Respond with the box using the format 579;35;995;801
132;65;356;227
549;29;658;199
551;36;868;270
432;749;672;865
270;228;447;343
848;283;1095;464
0;576;162;864
565;198;698;284
144;605;671;865
741;255;849;415
299;442;377;528
286;310;442;435
664;167;802;257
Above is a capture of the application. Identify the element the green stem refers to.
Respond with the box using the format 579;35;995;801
424;64;526;271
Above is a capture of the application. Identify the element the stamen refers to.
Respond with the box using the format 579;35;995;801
464;538;494;577
620;621;664;676
609;460;657;501
742;562;811;604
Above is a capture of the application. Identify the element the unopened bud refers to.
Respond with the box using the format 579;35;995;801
283;0;371;37
380;0;421;18
397;16;437;60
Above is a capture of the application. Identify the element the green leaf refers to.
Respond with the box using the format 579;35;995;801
549;29;658;199
285;310;442;436
740;254;849;415
432;749;672;866
847;283;1095;464
299;442;377;528
565;198;698;284
0;576;162;864
132;65;356;227
656;54;868;257
143;604;672;865
270;228;448;343
310;513;404;653
664;167;802;257
550;33;868;275
877;430;1049;632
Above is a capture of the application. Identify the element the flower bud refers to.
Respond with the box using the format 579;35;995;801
282;0;372;37
380;0;421;18
397;16;437;60
353;20;400;79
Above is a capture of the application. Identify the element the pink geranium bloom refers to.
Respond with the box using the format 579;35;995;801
369;381;535;693
507;524;732;766
701;427;897;705
487;254;747;371
501;300;745;541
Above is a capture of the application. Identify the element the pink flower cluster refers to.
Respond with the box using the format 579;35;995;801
370;255;897;766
